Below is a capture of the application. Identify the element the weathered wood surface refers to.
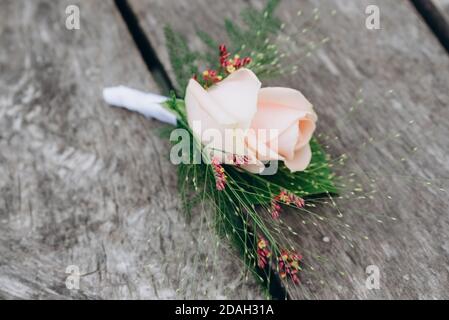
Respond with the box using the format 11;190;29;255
129;0;449;299
434;0;449;42
433;0;449;19
0;0;262;299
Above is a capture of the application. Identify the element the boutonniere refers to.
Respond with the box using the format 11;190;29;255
103;0;337;297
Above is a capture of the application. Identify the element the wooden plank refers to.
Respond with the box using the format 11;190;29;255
433;0;449;19
129;0;449;299
0;0;262;299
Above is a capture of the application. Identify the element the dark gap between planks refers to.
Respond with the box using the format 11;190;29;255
410;0;449;53
114;0;174;94
113;0;289;300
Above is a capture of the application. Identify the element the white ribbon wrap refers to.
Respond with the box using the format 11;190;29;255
103;86;177;126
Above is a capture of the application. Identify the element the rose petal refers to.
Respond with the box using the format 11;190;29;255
185;79;235;128
246;129;284;161
258;87;316;116
251;103;308;143
208;68;261;129
296;116;316;149
274;123;299;159
284;143;312;172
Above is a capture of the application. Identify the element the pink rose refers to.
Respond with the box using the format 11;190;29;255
185;68;317;173
249;87;317;172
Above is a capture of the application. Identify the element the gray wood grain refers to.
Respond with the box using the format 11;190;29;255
0;0;263;299
129;0;449;299
434;0;449;17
